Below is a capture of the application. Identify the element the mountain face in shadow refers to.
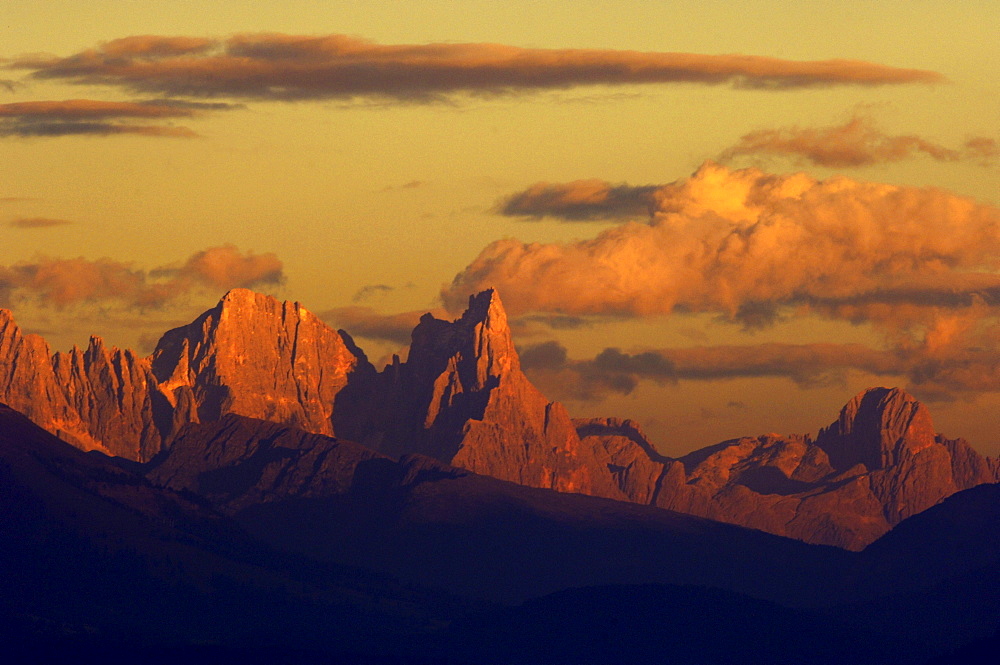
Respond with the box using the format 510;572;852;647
143;412;850;605
3;394;1000;663
0;403;473;662
0;288;997;550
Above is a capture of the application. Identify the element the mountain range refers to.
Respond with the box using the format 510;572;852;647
1;288;996;549
2;288;999;662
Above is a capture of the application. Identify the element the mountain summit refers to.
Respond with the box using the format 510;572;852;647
365;289;621;496
818;386;936;470
150;287;375;439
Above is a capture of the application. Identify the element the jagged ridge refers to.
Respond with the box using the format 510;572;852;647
1;287;997;549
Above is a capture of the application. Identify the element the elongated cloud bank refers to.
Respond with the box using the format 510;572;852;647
448;162;1000;321
519;340;908;400
7;34;943;102
718;116;998;167
0;244;282;307
500;180;658;220
0;99;218;137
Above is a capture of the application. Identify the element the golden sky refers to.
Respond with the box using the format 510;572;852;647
1;0;998;455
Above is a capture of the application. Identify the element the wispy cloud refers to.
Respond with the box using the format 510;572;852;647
351;284;394;302
0;244;282;308
6;34;944;103
5;217;72;229
718;115;998;167
0;98;234;138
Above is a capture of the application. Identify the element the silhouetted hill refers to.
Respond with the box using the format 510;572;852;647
3;400;1000;663
0;403;469;661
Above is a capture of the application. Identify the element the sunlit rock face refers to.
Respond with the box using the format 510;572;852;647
150;288;375;444
0;290;374;461
0;310;157;458
53;338;160;460
579;387;999;550
365;290;623;498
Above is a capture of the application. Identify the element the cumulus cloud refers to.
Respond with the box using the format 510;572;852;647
718;115;998;167
450;163;1000;398
5;217;72;229
445;162;1000;320
0;98;233;138
0;244;283;308
6;33;943;102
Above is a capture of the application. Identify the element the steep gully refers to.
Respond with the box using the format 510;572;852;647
0;288;996;549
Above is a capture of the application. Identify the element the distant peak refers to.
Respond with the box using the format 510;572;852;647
839;387;924;430
819;386;936;470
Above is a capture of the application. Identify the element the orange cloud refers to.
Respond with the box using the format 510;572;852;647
445;162;1000;320
718;116;996;167
0;98;232;138
0;245;283;308
8;33;944;102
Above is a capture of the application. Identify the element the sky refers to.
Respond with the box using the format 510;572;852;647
1;0;998;456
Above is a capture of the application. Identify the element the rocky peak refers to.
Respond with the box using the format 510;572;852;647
408;288;518;392
150;289;374;438
818;387;936;471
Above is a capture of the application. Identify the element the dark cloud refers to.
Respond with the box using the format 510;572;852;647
0;245;283;308
0;98;230;138
518;340;568;370
514;313;593;330
499;180;658;220
7;33;944;102
381;180;426;191
964;137;999;165
5;217;73;229
522;340;909;402
0;122;198;138
718;116;997;167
